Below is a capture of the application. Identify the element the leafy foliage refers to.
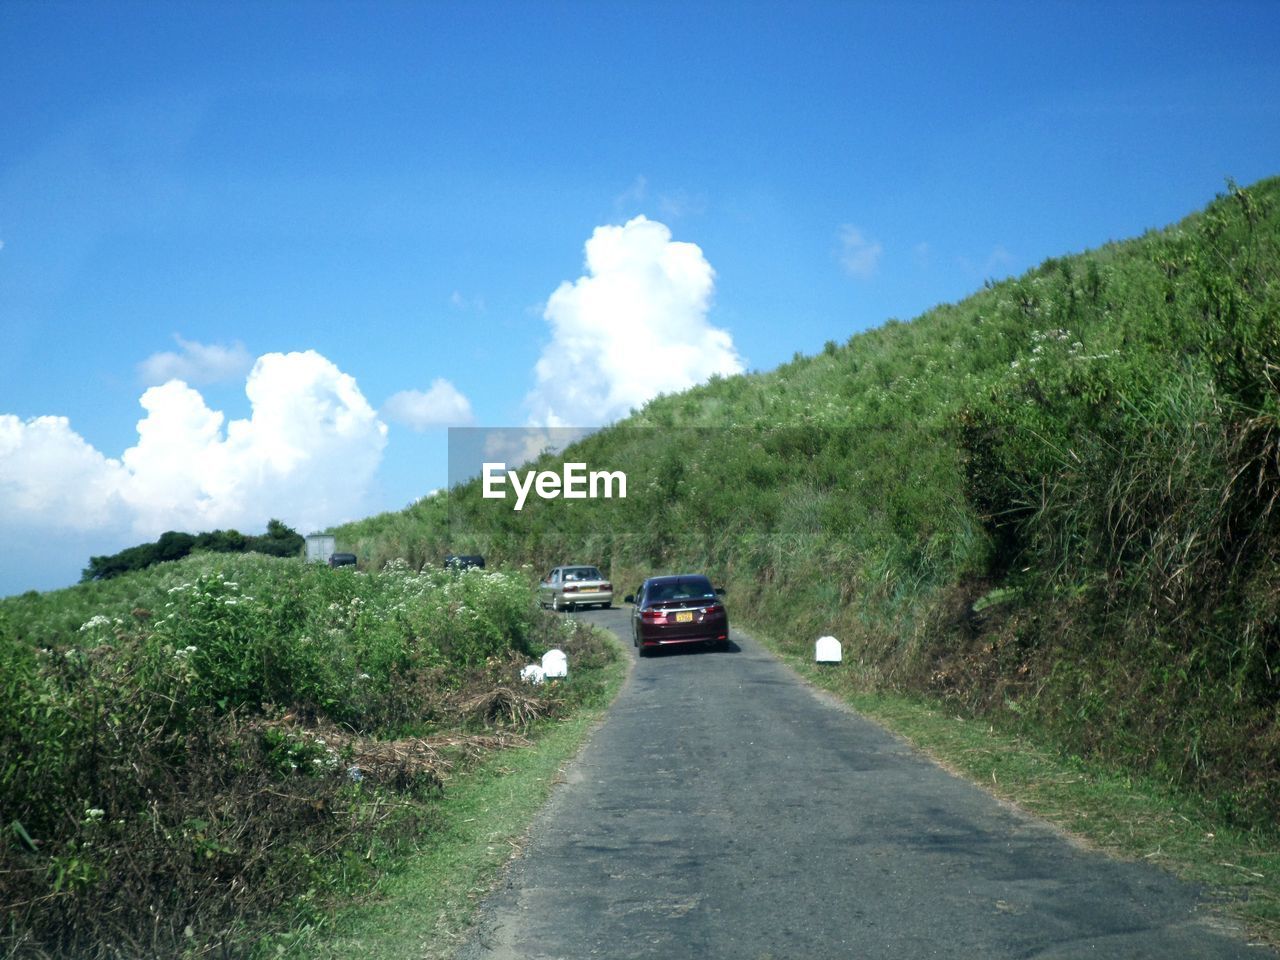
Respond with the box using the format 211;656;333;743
80;519;306;582
0;553;608;957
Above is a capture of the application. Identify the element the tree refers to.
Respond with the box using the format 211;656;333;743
81;521;305;581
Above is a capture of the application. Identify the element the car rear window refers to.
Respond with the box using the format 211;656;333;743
564;567;603;581
649;577;715;601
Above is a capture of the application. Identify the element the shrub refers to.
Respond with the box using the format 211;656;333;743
0;552;569;958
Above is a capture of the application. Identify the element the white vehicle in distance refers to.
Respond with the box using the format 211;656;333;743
539;565;614;612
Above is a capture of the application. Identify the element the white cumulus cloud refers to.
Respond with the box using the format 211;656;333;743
0;415;128;531
383;379;475;430
0;350;388;543
138;335;253;386
527;215;743;427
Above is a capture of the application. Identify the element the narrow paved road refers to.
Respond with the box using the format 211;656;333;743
457;608;1268;959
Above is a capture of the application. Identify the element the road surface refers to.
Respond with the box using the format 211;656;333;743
456;607;1268;959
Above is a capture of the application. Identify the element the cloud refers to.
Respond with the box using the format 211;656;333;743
0;415;128;531
383;379;475;430
138;335;253;386
527;216;743;427
0;350;388;541
838;225;883;280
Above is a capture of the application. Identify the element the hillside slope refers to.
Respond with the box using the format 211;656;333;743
337;177;1280;830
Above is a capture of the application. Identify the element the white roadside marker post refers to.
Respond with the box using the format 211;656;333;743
542;648;568;679
815;635;842;664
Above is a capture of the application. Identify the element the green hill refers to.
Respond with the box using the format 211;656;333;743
337;176;1280;830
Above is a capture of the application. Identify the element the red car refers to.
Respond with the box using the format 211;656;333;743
625;574;728;656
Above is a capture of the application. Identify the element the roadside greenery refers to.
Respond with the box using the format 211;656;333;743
1;553;618;958
291;635;628;960
336;177;1280;839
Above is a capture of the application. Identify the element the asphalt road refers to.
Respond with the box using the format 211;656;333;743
456;607;1270;960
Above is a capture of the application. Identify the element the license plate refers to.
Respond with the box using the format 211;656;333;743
675;611;694;623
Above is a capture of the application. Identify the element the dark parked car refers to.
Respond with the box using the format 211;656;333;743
328;552;357;568
444;554;486;571
625;574;728;656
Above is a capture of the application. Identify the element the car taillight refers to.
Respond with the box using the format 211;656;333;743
563;585;578;593
600;582;612;591
640;608;663;622
703;603;724;616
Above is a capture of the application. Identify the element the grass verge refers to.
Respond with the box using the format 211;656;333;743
747;621;1280;950
277;629;629;959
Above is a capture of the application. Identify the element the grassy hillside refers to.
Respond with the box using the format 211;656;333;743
337;177;1280;831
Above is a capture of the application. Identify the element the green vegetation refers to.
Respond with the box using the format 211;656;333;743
296;640;628;959
337;177;1280;838
7;177;1277;955
1;553;618;958
80;519;306;582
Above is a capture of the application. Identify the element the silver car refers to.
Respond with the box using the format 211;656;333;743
539;565;614;611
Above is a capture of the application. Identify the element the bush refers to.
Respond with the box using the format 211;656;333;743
0;552;574;958
81;520;305;582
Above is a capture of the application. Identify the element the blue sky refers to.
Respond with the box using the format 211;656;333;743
2;0;1279;595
